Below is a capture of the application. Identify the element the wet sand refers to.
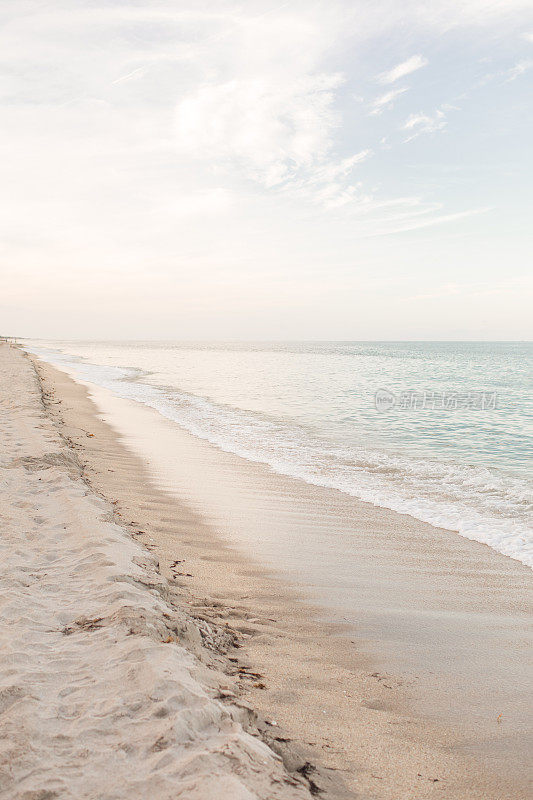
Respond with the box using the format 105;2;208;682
29;351;533;800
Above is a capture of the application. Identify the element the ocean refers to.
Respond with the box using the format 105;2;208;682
27;340;532;567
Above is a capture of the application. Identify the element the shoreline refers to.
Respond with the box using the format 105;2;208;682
28;348;532;799
0;343;324;799
25;341;532;571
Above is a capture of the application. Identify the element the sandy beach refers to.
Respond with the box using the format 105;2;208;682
0;343;325;800
0;341;525;800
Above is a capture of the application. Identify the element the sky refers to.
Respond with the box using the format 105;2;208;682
1;0;532;340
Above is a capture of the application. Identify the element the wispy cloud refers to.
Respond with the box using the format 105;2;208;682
111;67;146;85
362;206;491;238
377;54;428;84
369;86;408;115
306;151;372;184
277;150;373;208
504;59;533;81
402;109;447;141
175;73;345;190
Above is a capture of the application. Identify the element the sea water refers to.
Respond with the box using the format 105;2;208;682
26;340;532;567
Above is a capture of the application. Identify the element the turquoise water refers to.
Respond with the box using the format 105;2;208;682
27;340;532;566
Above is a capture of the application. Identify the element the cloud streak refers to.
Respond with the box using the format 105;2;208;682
377;54;428;84
369;86;409;115
504;59;533;81
402;109;447;141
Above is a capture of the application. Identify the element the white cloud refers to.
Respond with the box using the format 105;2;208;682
402;109;447;141
377;55;428;84
307;151;372;183
111;67;146;85
522;32;533;42
280;150;373;209
175;73;344;188
369;86;409;114
504;59;533;81
360;206;491;237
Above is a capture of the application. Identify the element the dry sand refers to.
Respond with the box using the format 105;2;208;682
0;343;318;800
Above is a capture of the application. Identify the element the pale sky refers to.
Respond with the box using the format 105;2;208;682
1;0;532;340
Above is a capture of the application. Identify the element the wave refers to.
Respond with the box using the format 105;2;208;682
29;345;533;568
